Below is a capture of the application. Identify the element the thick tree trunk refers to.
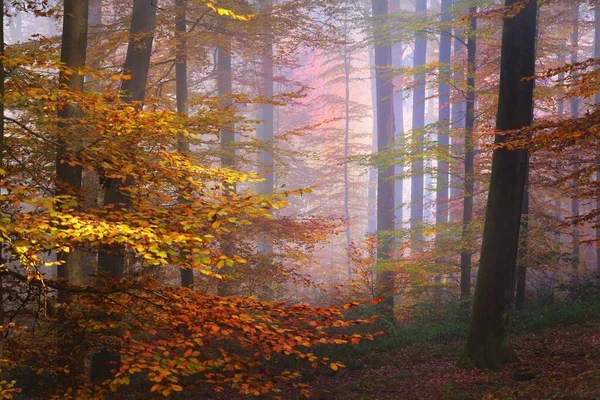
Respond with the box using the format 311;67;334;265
463;0;537;370
175;0;193;288
91;0;157;382
391;0;404;234
410;0;426;252
56;0;88;297
460;7;476;301
372;0;395;318
56;0;89;385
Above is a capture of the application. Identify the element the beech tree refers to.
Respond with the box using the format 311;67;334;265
464;0;538;370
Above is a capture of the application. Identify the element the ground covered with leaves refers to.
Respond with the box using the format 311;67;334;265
294;301;600;400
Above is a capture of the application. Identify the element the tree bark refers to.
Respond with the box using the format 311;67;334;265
257;0;274;255
463;0;537;370
595;0;600;284
460;7;476;301
410;0;427;252
570;3;580;269
372;0;395;318
437;0;451;228
343;2;352;275
450;1;466;223
217;21;236;296
175;0;193;288
91;0;157;382
56;0;89;297
515;161;529;310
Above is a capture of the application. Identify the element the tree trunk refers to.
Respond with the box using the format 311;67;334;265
343;3;352;275
515;161;529;310
56;0;88;297
0;2;5;360
91;0;157;382
595;0;600;284
450;1;466;223
570;3;580;269
463;0;537;370
257;0;274;255
460;7;476;301
372;0;395;318
410;0;427;252
175;0;193;288
437;0;451;228
217;22;236;296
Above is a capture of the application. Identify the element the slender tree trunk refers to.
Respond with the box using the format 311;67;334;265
217;22;236;296
175;0;193;288
463;0;537;370
595;0;600;283
372;0;395;318
460;7;476;301
556;45;565;244
343;3;352;274
450;1;466;223
257;0;274;254
570;3;580;269
391;0;404;235
410;0;427;252
91;0;157;382
437;0;451;228
515;161;529;310
368;42;378;235
0;3;5;360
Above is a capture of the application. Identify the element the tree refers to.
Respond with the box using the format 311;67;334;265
459;5;476;301
436;0;451;228
56;0;88;295
570;2;580;268
595;0;600;283
175;0;193;288
410;0;427;252
91;0;158;382
372;0;395;316
463;0;537;370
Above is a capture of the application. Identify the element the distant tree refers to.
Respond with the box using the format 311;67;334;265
463;0;537;370
372;0;395;317
460;5;476;301
410;0;427;252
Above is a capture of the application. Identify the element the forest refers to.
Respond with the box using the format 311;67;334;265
0;0;598;398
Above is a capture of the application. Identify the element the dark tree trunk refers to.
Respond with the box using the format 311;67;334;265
56;0;89;385
410;0;426;252
463;0;537;370
56;0;89;296
460;7;476;301
91;0;157;382
175;0;193;288
372;0;395;318
437;0;451;228
0;1;5;360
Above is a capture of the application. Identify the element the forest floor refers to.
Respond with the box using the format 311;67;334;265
296;304;600;400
